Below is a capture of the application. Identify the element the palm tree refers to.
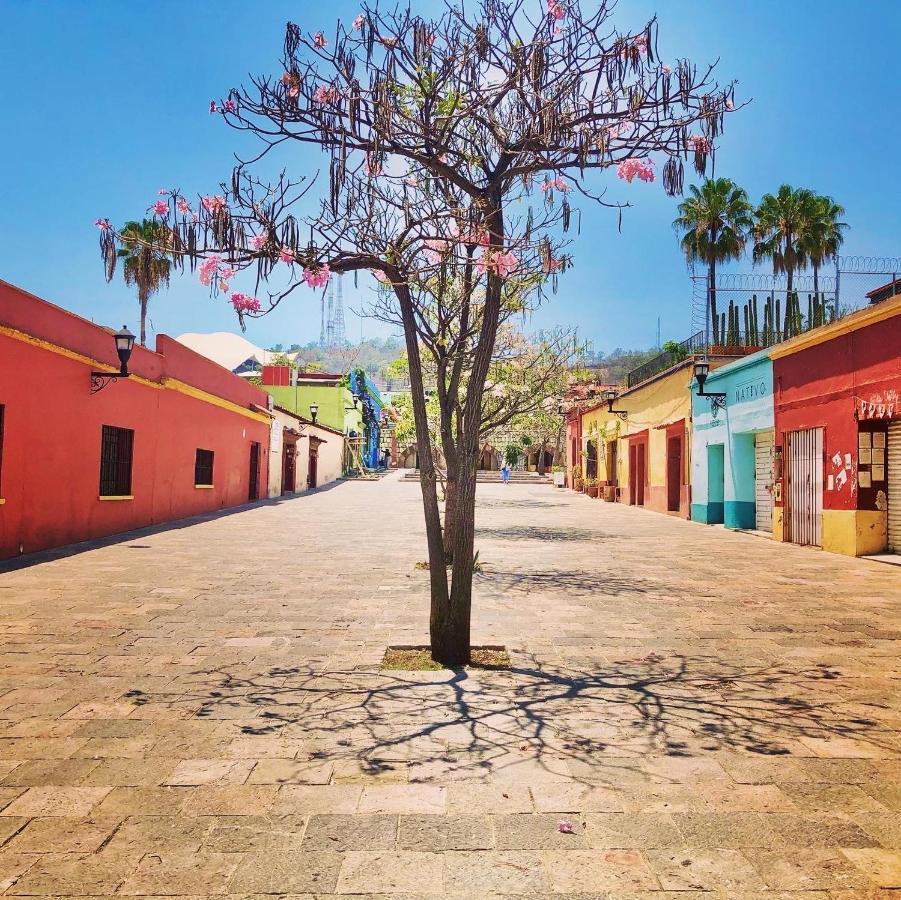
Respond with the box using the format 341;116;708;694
801;195;847;296
753;185;817;333
674;178;753;344
106;219;172;345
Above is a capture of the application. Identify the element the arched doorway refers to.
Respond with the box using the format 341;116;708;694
478;444;500;470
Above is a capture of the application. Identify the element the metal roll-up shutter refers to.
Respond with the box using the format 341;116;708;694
787;427;824;547
755;431;774;532
888;421;901;553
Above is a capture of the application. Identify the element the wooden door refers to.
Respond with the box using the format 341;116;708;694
635;443;646;506
666;435;682;512
628;444;637;504
786;427;823;546
248;441;261;501
755;431;775;532
282;443;296;494
307;444;318;489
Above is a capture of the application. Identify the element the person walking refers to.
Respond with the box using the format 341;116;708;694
501;462;510;485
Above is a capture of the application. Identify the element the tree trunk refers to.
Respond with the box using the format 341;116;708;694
784;269;794;336
140;295;148;346
708;255;718;346
813;262;819;297
537;439;547;476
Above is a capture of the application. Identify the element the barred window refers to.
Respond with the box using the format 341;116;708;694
99;425;134;496
194;449;214;486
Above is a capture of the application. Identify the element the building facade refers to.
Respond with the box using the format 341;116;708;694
0;281;271;560
771;296;901;556
267;406;344;497
690;351;775;531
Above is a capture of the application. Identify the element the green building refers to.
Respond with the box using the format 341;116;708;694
260;371;363;435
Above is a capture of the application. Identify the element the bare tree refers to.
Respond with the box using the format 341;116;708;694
99;0;735;664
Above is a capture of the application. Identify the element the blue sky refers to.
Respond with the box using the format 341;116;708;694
1;0;898;354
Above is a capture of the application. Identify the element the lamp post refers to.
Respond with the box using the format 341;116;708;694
90;326;136;394
309;403;319;424
693;357;727;415
603;389;628;421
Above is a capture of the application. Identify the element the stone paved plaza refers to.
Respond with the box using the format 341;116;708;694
0;475;899;897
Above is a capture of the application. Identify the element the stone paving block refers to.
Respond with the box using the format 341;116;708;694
0;758;101;786
491;812;586;849
529;781;623;813
544;848;659;892
0;817;27;848
92;785;192;816
8;849;140;895
672;811;787;849
118;850;240;895
766;812;880;848
164;758;255;785
228;849;342;893
745;848;873;890
180;785;279;816
583;812;682;848
445;783;532;814
105;815;214;853
0;785;110;817
272;785;363;815
248;758;335;784
358;785;447;814
398;814;494;851
0;851;37;893
842;848;901;888
302;814;397;851
646;847;768;891
443;849;547;894
202;813;308;851
6;816;119;853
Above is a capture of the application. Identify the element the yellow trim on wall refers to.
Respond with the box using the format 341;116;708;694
0;498;5;505
194;484;214;489
98;495;134;501
0;324;269;425
769;295;901;359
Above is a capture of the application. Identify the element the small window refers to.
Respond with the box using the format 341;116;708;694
99;425;134;496
194;449;214;486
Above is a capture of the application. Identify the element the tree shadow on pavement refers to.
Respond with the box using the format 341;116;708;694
124;653;891;783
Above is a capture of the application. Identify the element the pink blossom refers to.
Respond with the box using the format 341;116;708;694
223;99;236;113
280;72;293;85
94;218;109;230
177;197;192;215
219;280;230;293
725;98;735;110
607;123;623;140
289;86;300;98
152;199;169;217
558;820;574;834
198;256;221;287
423;238;448;265
543;255;563;274
379;35;399;48
616;158;655;183
633;34;648;54
209;100;217;114
661;64;672;75
202;195;226;215
352;14;365;30
541;175;567;193
689;134;712;154
313;84;340;104
313;31;327;48
230;292;261;314
372;269;390;284
251;234;267;250
279;247;295;264
220;266;237;281
458;225;490;247
303;265;330;289
477;249;518;277
547;0;565;20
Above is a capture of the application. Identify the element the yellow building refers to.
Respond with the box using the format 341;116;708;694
576;356;738;517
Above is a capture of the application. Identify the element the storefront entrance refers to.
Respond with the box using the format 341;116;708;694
786;427;824;547
754;430;775;532
888;421;901;553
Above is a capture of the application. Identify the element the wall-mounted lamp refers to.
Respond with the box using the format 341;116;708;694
309;403;319;424
603;389;628;421
344;392;361;412
693;357;726;415
90;326;135;394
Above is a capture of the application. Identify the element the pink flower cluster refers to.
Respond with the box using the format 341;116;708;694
177;197;192;216
616;158;655;183
303;265;330;289
543;255;563;274
313;84;340;105
380;35;399;49
279;247;295;264
202;195;227;215
547;0;565;20
423;238;448;265
313;31;327;48
352;14;365;30
689;134;712;154
371;269;390;284
477;249;518;277
94;218;109;230
230;292;261;314
251;234;267;250
281;72;300;98
223;99;236;113
152;200;169;218
541;175;568;193
633;34;648;54
198;256;222;287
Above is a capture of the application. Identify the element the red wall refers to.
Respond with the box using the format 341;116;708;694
773;312;901;513
0;281;271;559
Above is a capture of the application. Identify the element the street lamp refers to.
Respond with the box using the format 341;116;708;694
344;392;361;412
603;389;628;421
693;356;726;414
90;325;136;394
309;403;319;424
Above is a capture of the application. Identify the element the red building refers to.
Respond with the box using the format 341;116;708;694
0;280;271;560
771;295;901;556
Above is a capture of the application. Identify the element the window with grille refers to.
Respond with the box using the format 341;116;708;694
99;425;134;496
194;449;214;486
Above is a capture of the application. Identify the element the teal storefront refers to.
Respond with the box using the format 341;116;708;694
691;350;775;532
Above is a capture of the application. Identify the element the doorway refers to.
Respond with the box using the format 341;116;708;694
707;443;725;524
754;430;775;532
786;427;824;547
281;440;297;494
629;440;646;506
666;434;682;512
248;441;261;501
307;441;319;489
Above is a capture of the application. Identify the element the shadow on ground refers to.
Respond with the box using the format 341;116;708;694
124;654;890;782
